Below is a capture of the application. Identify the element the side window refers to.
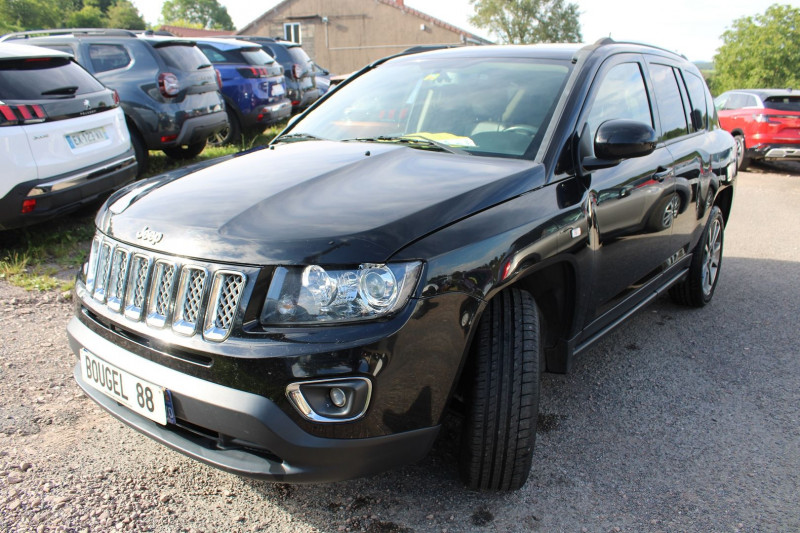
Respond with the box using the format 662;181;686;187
89;44;131;73
681;71;708;131
724;94;747;110
198;45;226;63
284;23;301;44
649;64;688;141
586;62;652;143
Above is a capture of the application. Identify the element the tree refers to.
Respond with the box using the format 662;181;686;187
161;0;234;30
0;0;61;31
67;5;106;28
469;0;582;44
106;0;145;30
713;4;800;93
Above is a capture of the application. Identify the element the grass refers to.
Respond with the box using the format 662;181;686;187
0;121;286;293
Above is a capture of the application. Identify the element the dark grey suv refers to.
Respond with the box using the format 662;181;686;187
1;29;228;174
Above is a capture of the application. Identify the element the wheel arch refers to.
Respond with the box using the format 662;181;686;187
714;184;734;226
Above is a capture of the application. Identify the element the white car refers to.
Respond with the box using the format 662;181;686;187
0;42;136;230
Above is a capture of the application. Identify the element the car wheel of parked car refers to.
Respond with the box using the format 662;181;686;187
163;140;206;160
669;206;724;307
734;135;749;171
129;127;148;176
459;287;541;491
209;108;241;147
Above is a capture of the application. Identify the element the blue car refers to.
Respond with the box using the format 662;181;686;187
194;38;291;145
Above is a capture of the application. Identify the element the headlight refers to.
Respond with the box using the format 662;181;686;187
261;262;422;325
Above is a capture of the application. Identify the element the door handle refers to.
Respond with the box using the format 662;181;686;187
654;166;673;182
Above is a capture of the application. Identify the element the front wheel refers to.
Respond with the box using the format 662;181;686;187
163;140;206;160
459;288;541;491
669;206;725;307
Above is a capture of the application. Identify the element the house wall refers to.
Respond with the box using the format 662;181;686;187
239;0;471;75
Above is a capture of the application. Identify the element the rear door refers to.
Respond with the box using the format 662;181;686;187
574;54;677;329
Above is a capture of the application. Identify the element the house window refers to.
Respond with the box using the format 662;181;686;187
284;23;301;43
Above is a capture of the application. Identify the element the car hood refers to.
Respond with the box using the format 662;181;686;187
98;140;546;265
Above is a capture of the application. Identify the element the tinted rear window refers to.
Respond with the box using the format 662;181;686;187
242;49;275;66
0;57;105;100
155;43;211;71
286;46;312;65
764;96;800;112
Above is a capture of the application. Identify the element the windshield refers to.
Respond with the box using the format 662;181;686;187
288;56;571;158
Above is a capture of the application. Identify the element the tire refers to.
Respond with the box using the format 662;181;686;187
669;206;725;307
734;134;749;171
459;287;541;491
163;140;206;160
129;127;148;177
208;107;241;146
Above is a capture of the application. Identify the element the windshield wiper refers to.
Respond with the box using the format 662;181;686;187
344;135;470;155
273;133;325;143
41;86;79;96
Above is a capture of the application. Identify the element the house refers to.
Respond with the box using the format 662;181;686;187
158;25;235;38
238;0;491;76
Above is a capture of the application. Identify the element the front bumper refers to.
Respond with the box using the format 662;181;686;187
67;315;439;482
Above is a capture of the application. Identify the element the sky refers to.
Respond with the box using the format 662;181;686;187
131;0;799;62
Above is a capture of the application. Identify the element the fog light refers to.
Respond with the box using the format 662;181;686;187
330;387;346;407
285;378;372;423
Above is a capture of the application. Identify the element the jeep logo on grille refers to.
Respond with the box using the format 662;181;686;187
136;226;163;245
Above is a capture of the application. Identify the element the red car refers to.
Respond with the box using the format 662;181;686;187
715;89;800;170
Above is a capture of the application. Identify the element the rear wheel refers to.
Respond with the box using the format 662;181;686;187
209;107;241;146
459;287;541;491
129;127;148;177
669;206;725;307
163;140;206;160
734;134;749;171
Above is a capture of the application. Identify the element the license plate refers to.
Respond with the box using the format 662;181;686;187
271;84;285;97
80;349;168;425
66;127;109;149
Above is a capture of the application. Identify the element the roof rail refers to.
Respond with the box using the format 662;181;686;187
592;36;687;60
0;28;137;41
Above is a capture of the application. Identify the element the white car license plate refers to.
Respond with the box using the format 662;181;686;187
66;127;109;149
80;349;168;425
271;84;285;97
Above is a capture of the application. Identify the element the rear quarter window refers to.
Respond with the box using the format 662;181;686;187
89;44;132;73
154;43;210;71
0;57;105;100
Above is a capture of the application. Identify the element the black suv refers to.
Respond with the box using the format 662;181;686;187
1;29;228;174
231;36;321;112
67;40;736;491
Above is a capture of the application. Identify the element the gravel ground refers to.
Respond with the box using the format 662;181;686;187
1;164;799;532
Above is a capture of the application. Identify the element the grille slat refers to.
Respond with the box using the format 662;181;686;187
84;235;246;341
204;272;246;342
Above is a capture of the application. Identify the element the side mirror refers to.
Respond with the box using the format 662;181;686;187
581;119;657;171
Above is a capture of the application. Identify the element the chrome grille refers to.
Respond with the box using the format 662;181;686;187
83;234;247;342
172;267;207;336
147;261;177;328
92;242;113;302
204;272;246;342
124;254;151;321
106;248;130;312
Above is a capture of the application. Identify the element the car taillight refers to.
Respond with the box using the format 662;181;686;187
215;68;223;89
237;67;269;78
753;114;772;123
158;72;180;97
0;104;46;126
113;90;120;106
292;63;302;80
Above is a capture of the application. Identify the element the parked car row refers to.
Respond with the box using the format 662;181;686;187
0;29;330;230
714;88;800;170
